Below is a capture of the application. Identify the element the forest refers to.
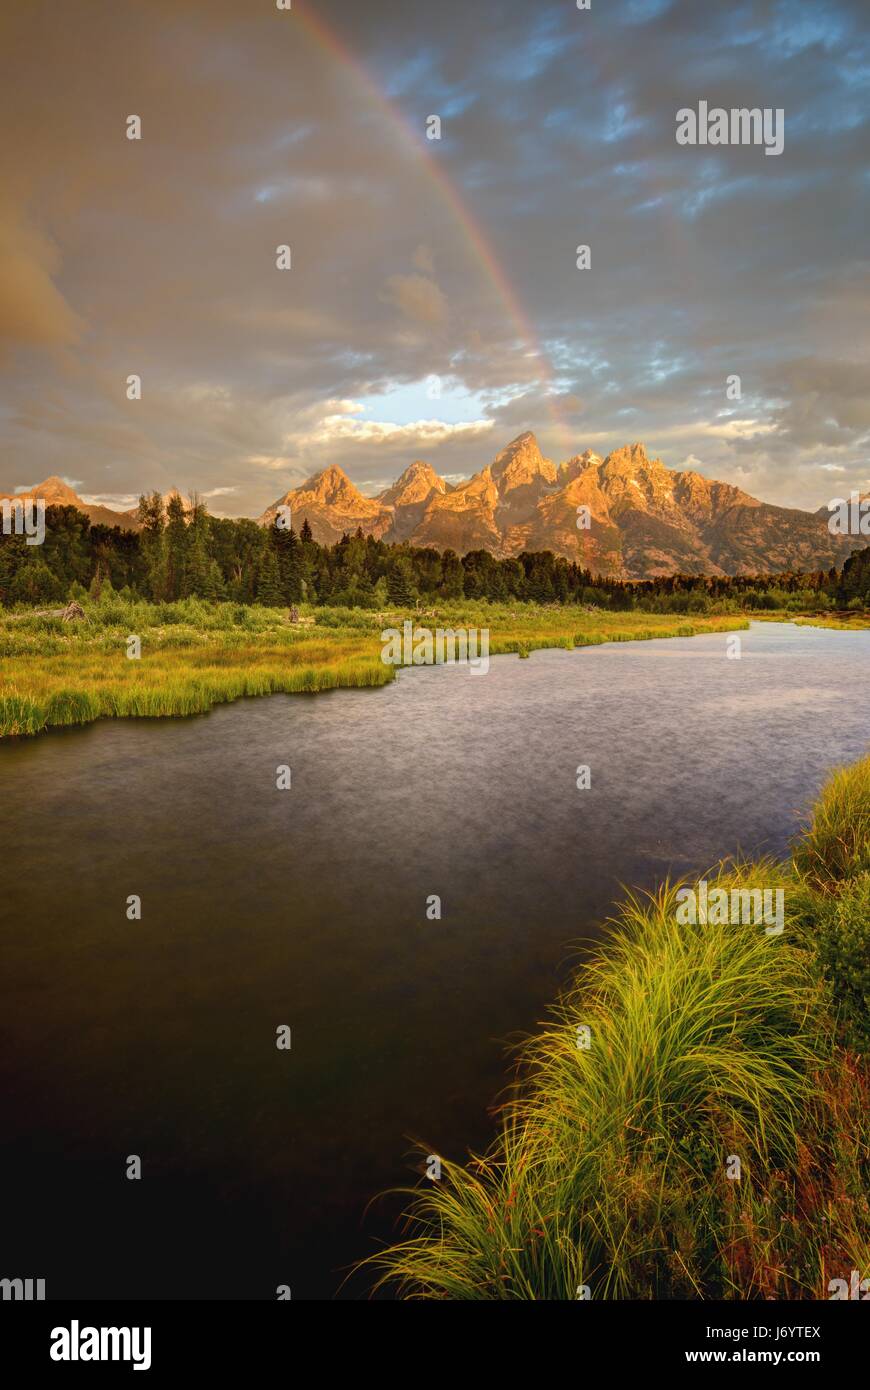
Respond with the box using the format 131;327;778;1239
2;493;869;613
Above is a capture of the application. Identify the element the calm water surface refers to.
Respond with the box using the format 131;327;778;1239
1;621;868;1297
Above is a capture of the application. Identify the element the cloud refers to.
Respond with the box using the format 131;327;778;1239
81;492;140;507
380;273;448;326
297;411;494;448
412;244;436;274
758;357;870;450
0;204;83;348
0;0;866;516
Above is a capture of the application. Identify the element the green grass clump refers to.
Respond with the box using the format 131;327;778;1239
0;688;45;737
793;757;870;889
367;758;870;1300
44;688;101;727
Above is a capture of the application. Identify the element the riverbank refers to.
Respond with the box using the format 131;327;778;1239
369;755;870;1300
0;599;748;739
792;614;870;631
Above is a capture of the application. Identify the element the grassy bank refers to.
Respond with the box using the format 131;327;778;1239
0;598;747;739
792;614;870;632
369;757;870;1300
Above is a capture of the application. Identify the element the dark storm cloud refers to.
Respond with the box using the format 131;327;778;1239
0;0;867;514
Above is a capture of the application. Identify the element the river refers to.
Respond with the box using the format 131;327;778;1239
1;621;867;1298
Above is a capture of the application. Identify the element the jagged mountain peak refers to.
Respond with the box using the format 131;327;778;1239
258;462;389;541
0;476;138;530
302;464;365;504
558;450;602;484
399;459;439;480
378;460;446;510
373;459;449;539
39;474;78;491
12;476;83;505
490;431;556;493
501;429;537;448
491;430;543;470
601;442;656;475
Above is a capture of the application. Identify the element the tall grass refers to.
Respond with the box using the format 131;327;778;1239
367;760;870;1300
793;757;870;889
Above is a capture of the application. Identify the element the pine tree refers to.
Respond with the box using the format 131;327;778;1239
439;549;465;599
184;529;210;597
272;526;303;602
256;547;284;606
203;559;226;601
386;560;415;607
136;491;167;600
165;494;189;600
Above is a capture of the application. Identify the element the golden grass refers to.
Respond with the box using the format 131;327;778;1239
792;614;870;631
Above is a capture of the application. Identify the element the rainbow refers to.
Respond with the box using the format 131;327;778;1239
292;1;572;443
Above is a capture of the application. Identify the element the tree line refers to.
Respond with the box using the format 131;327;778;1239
2;494;869;612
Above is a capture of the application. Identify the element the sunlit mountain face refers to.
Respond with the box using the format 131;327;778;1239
257;431;860;576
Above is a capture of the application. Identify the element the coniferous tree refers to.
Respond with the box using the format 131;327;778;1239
184;501;211;598
439;549;465;599
136;492;167;600
256;546;284;606
272;525;303;603
203;559;226;601
165;493;189;600
386;559;414;607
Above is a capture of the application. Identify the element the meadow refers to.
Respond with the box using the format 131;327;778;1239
0;597;748;739
368;756;870;1300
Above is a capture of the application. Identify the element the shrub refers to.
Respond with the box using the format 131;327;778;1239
9;559;64;605
816;874;870;1052
685;593;712;614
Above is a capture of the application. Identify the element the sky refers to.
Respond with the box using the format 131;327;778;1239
0;0;868;517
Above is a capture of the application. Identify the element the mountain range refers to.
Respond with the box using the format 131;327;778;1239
4;435;862;579
259;433;859;578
